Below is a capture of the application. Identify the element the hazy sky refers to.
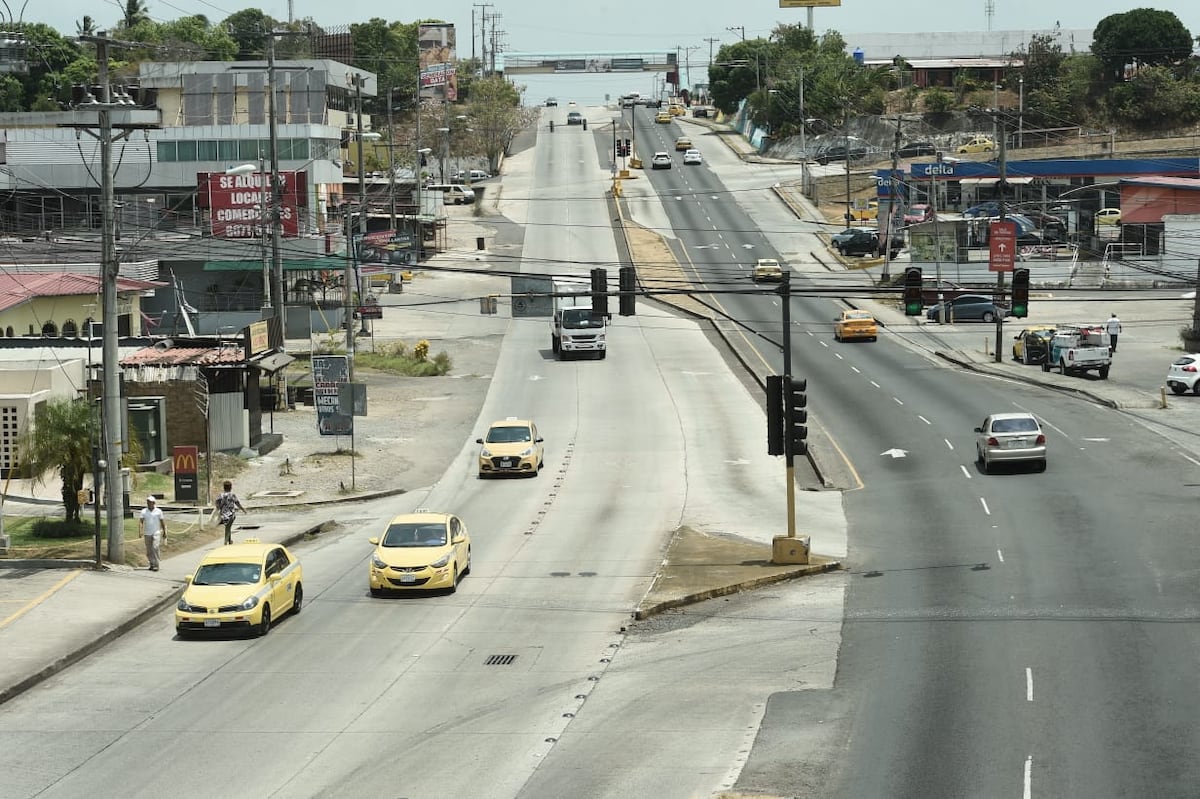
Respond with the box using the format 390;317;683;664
18;0;1200;104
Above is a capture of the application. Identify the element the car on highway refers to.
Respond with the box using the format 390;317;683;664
476;417;544;477
544;97;558;107
1096;207;1121;225
668;104;686;116
957;136;996;153
368;511;471;595
752;258;784;282
926;293;1007;323
674;136;693;151
566;111;584;125
833;309;878;342
175;540;304;638
1166;353;1200;395
897;141;937;158
650;151;672;169
1012;325;1057;365
974;412;1047;473
655;110;671;124
682;148;702;165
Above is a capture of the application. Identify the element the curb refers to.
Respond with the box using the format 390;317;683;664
633;559;843;621
934;350;1121;409
0;518;335;707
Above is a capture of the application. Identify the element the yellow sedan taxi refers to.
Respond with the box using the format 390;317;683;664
175;540;303;638
674;136;693;151
833;309;878;342
476;417;544;478
1012;325;1057;364
369;511;471;595
655;111;671;124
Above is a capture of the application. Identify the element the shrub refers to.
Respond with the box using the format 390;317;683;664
413;339;430;361
923;87;954;114
32;518;97;539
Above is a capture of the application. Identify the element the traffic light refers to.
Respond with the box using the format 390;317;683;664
618;266;637;316
1011;267;1030;318
787;377;808;457
766;375;785;456
590;267;609;316
903;267;923;316
624;138;631;156
615;142;623;159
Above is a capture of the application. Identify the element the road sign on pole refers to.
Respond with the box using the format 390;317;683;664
988;220;1017;272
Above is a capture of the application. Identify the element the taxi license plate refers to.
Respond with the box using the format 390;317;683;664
204;618;221;628
399;574;417;584
499;458;514;468
1007;438;1027;448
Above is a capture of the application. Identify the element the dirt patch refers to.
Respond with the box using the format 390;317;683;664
621;218;717;320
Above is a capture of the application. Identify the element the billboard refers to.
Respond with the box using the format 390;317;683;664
312;355;352;436
419;23;457;102
199;171;304;238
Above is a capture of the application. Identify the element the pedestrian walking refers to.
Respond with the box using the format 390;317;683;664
139;495;166;571
214;480;247;545
1106;313;1122;354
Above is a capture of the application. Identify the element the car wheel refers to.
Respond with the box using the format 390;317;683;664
462;547;472;576
981;454;991;474
1099;366;1110;379
449;565;459;594
1059;359;1068;375
551;335;560;354
176;627;192;640
599;351;607;360
1035;460;1047;473
837;245;847;255
257;604;271;637
370;587;384;598
1170;382;1186;395
1022;349;1031;365
834;332;840;341
291;583;303;615
982;311;995;323
870;336;877;342
1193;382;1200;396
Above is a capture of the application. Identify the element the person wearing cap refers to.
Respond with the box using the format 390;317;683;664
139;495;166;571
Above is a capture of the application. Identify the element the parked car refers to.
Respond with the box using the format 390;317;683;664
566;111;584;125
850;200;878;221
650;151;672;169
1015;207;1065;232
957;136;996;153
963;201;1001;218
1096;207;1121;225
836;228;883;257
816;141;869;165
830;227;862;247
903;204;933;224
1012;326;1057;365
1166;354;1200;395
974;412;1047;474
682;148;702;165
925;294;1007;323
450;169;491;184
692;106;710;118
897;141;937;158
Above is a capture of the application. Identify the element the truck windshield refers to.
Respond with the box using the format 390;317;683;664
562;309;603;329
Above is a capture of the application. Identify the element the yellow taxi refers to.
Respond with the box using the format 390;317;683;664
175;540;303;638
368;511;471;595
957;136;996;153
833;309;878;342
1096;207;1121;225
655;111;671;124
476;417;544;478
850;200;878;221
752;258;784;282
668;104;686;116
1011;325;1056;364
674;136;693;151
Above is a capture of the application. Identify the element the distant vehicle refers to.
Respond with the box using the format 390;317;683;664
620;93;641;107
476;418;544;478
1012;325;1057;365
1016;207;1066;236
566;111;584;125
650;151;672;169
692;106;710;118
833;310;878;342
655;111;671;124
551;277;606;359
974;412;1047;474
897;141;937;158
674;136;693;151
1042;324;1111;378
682;148;702;165
668;104;686;116
1096;207;1121;225
545;98;558;107
957;136;996;153
752;258;783;282
836;229;884;257
850;200;879;222
904;204;933;224
1166;353;1200;395
926;294;1007;323
816;141;869;165
450;169;491;184
963;201;1001;218
830;227;863;247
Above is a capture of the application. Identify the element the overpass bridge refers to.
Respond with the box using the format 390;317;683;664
499;51;677;76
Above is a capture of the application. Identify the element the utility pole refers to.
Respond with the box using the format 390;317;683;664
797;67;805;158
704;37;718;65
266;32;285;336
726;25;745;41
882;116;902;282
345;73;364;367
387;88;397;229
473;3;493;70
995;116;1008;363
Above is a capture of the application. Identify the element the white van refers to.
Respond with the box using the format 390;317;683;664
427;184;476;205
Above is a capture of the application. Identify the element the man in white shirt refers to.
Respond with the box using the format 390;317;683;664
139;496;167;571
1106;313;1122;354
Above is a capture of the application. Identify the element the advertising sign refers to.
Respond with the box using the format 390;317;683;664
173;445;199;502
199;171;303;238
988;220;1018;272
312;355;352;436
418;23;457;101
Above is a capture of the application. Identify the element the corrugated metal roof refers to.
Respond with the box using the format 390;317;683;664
121;345;245;367
0;272;162;313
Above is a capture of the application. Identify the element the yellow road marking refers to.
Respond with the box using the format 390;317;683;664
0;570;82;630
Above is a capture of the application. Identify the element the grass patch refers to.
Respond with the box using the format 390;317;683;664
5;510;223;566
354;340;452;376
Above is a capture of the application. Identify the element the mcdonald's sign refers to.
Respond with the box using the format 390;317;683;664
173;445;199;502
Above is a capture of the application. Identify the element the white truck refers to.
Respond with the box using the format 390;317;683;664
550;278;607;360
1041;324;1111;378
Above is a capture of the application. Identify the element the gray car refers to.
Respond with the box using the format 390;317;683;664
975;412;1047;473
926;294;1008;323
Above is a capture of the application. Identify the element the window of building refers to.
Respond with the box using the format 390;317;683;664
217;140;238;161
41;321;58;337
175;141;197;161
157;141;177;162
238;140;261;160
4;326;11;337
61;319;78;337
196;141;218;161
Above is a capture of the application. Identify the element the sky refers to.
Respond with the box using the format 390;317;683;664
15;0;1200;104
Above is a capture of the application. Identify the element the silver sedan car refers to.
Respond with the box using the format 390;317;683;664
974;412;1047;473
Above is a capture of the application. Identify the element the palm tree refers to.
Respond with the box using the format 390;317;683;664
119;0;150;29
16;397;98;523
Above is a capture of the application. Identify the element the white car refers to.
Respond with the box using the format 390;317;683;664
650;152;672;170
1166;353;1200;395
974;412;1047;474
682;148;702;165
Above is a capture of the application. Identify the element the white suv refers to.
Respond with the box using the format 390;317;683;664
650;152;672;170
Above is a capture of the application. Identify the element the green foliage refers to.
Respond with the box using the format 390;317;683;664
16;398;98;524
467;76;529;172
1093;9;1194;83
1108;66;1200;129
923;87;954;114
0;75;24;112
353;341;452;376
31;518;97;539
222;9;273;59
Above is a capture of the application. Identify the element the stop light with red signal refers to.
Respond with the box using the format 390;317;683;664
903;267;923;316
590;268;609;316
1011;267;1030;318
618;266;637;316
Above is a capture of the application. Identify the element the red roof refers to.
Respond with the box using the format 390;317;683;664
121;346;246;367
0;272;162;314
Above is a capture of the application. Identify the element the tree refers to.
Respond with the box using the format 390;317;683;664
16;397;98;523
222;8;272;60
466;75;529;174
120;0;151;29
1093;9;1193;82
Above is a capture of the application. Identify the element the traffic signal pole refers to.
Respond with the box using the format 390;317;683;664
780;272;796;539
995;119;1008;363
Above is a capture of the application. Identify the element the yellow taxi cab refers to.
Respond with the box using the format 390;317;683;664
833;309;878;342
1011;325;1057;364
957;136;996;153
850;200;878;221
1096;207;1121;225
674;136;693;151
175;540;303;638
752;258;784;282
368;511;471;595
476;417;544;477
655;111;671;124
668;104;686;116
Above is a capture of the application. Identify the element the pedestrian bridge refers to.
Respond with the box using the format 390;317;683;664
499;51;676;75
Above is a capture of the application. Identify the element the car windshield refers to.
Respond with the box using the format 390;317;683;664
382;523;447;548
992;417;1039;433
562;308;603;328
193;562;261;585
487;425;532;444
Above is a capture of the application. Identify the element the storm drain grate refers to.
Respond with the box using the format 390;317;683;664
485;654;518;666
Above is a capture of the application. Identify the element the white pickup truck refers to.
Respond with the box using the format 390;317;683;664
1041;324;1111;379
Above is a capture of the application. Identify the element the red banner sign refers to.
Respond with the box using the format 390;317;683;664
988;220;1018;272
198;171;303;238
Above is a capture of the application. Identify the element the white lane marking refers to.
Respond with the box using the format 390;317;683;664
1026;667;1033;701
834;352;844;360
869;380;880;388
945;439;954;449
1038;416;1070;439
851;366;861;373
918;415;931;425
893;397;904;405
1024;755;1033;799
718;233;724;239
997;549;1005;562
1081;437;1109;442
819;340;829;348
1184;454;1200;467
960;464;972;479
980;497;991;515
